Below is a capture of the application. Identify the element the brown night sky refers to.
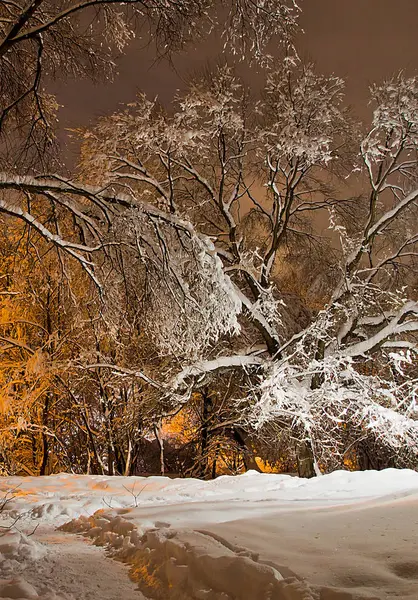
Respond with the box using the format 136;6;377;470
51;0;418;164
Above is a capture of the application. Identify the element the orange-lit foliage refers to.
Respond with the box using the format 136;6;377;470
255;457;284;473
163;404;198;446
162;397;257;477
0;215;91;475
343;451;359;471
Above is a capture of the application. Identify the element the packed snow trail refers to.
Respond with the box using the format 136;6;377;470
0;526;145;600
1;470;418;599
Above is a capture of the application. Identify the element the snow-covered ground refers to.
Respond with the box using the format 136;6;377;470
1;470;418;599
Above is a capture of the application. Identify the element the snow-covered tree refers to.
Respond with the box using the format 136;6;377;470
0;0;298;167
76;62;351;358
0;0;300;342
245;73;418;474
77;67;417;475
0;0;302;475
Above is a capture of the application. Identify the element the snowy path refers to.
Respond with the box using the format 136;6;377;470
0;527;145;600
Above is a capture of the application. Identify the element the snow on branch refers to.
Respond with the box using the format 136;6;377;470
173;353;265;391
111;210;243;359
248;354;418;470
342;301;418;358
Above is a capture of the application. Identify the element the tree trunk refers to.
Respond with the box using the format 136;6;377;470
153;420;165;476
39;392;51;476
40;287;53;476
311;339;326;391
211;442;219;479
296;441;316;478
298;339;326;479
233;427;262;472
199;390;213;478
124;439;132;476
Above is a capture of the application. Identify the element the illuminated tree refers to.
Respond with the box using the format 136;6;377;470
78;67;417;475
0;0;302;476
0;219;76;475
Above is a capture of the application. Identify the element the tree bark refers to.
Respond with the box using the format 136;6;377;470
296;441;316;478
199;389;213;478
153;420;165;476
39;393;50;476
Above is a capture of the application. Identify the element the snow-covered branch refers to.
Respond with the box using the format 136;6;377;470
173;353;265;390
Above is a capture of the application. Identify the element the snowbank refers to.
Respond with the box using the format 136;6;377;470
0;531;61;600
2;468;418;523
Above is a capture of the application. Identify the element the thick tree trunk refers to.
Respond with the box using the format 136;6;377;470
296;441;316;478
296;339;326;478
311;339;326;391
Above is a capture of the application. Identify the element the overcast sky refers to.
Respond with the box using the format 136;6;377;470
52;0;418;163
